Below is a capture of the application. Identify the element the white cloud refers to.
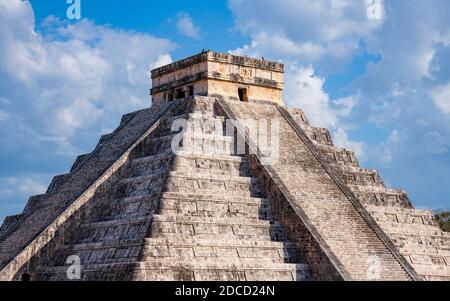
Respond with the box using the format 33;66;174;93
0;173;51;223
152;54;173;69
283;66;366;162
0;0;175;222
284;66;337;128
333;128;367;162
232;32;326;61
228;0;450;208
377;130;401;164
0;110;8;122
431;83;450;114
175;11;200;39
0;0;174;155
0;175;48;200
422;131;448;156
229;0;384;72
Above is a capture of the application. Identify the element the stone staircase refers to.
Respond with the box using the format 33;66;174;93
32;97;311;281
287;107;450;281
218;98;416;281
135;98;311;281
2;96;447;281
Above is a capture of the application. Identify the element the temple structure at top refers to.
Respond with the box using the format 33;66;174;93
151;50;284;106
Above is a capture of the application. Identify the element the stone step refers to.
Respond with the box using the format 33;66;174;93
165;173;260;197
56;240;144;266
95;201;157;223
162;125;227;140
173;153;247;176
131;153;246;180
144;237;292;248
351;187;411;208
164;187;257;198
143;238;301;262
376;221;446;236
367;208;437;227
182;132;233;141
188;112;224;120
138;131;235;157
366;205;434;216
159;192;272;218
167;171;254;183
135;261;311;281
129;152;173;176
301;125;333;146
82;214;151;230
41;261;311;281
77;216;151;244
150;232;287;243
158;196;273;220
316;145;359;167
398;244;450;257
392;233;450;249
138;257;298;268
412;264;450;278
116;173;167;198
348;184;407;195
171;165;248;178
152;214;278;226
179;133;234;156
335;168;384;188
134;134;175;157
40;262;139;281
160;192;264;203
150;214;286;241
187;113;225;122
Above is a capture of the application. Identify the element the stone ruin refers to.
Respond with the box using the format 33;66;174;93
0;51;448;281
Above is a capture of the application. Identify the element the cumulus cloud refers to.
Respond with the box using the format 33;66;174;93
431;83;450;114
376;130;402;165
0;0;173;147
0;174;50;222
229;0;384;72
333;128;367;162
228;0;450;208
284;66;337;128
175;11;200;39
282;65;367;161
421;131;449;156
0;176;47;199
0;0;174;221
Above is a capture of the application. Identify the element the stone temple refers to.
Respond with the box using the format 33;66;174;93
0;51;449;281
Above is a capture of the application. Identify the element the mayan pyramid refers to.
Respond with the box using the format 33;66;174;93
0;51;448;281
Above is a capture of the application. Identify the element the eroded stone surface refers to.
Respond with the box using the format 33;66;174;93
0;51;448;281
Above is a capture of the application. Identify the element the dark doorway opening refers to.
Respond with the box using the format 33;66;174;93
168;93;174;102
238;88;248;102
187;85;194;97
175;89;185;99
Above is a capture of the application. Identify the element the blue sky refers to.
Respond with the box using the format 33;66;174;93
30;0;249;59
1;0;450;223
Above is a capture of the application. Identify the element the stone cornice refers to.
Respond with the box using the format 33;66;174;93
151;51;284;79
151;71;283;95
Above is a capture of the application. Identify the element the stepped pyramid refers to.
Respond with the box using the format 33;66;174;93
0;51;448;281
